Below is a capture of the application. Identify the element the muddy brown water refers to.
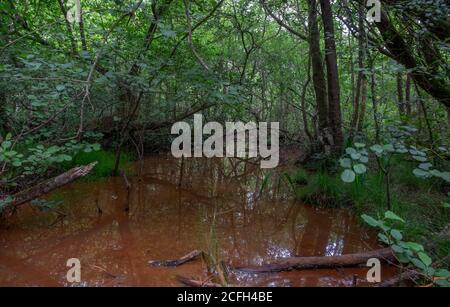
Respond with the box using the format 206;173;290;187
0;154;396;286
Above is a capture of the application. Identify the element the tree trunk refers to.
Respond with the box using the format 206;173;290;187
307;0;328;135
319;0;344;153
405;73;412;117
357;77;367;132
397;72;405;117
1;162;97;214
351;1;366;133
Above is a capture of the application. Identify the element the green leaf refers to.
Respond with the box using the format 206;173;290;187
391;244;404;253
350;153;361;160
56;84;66;91
390;229;403;241
354;142;365;148
402;242;424;252
439;172;450;182
413;168;430;178
353;164;367;174
339;158;352;168
359;155;369;163
418;252;432;266
435;269;450;278
418;163;432;170
384;211;405;223
361;214;379;227
412;155;427;162
345;147;357;155
443;203;450;209
383;144;395;152
370;144;383;153
341;169;356;183
435;279;450;287
378;233;390;244
411;258;427;271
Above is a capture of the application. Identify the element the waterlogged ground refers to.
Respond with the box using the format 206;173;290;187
0;154;395;286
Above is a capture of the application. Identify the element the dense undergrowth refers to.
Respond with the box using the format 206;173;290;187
288;157;450;268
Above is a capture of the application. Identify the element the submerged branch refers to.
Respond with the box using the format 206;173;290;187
148;250;203;267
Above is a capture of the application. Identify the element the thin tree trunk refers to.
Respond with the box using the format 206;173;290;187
319;0;344;153
397;72;405;117
307;0;328;134
357;77;367;132
370;70;380;142
405;73;412;117
57;0;77;55
78;2;88;51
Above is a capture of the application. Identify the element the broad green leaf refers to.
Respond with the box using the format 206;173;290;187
435;279;450;287
411;258;427;270
413;168;430;178
345;147;357;155
378;233;390;244
350;153;361;160
391;244;404;253
341;169;356;183
439;172;450;182
359;155;369;163
353;164;367;174
339;158;351;168
361;214;379;227
435;269;450;278
390;229;403;241
418;252;432;266
412;155;427;162
402;242;424;252
370;144;383;153
384;211;405;223
354;142;365;148
418;163;432;170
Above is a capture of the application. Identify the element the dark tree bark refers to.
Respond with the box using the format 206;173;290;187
375;9;450;110
405;73;412;116
397;72;405;117
307;0;328;133
319;0;344;153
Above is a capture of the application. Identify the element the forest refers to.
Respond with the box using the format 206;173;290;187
0;0;449;287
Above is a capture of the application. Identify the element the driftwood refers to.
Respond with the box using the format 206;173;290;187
1;162;97;215
148;250;203;267
233;248;395;273
176;275;221;287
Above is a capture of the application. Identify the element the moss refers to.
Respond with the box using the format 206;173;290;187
63;149;133;179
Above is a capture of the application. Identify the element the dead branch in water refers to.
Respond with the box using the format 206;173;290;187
232;248;395;273
148;250;203;267
1;162;97;216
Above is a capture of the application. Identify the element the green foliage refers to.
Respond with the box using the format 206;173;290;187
65;149;132;179
362;211;450;287
0;135;101;188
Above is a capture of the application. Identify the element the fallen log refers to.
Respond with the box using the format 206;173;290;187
148;250;203;267
1;162;97;215
233;248;395;273
176;275;221;287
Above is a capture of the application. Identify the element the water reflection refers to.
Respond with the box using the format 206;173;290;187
0;154;389;286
